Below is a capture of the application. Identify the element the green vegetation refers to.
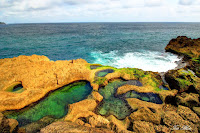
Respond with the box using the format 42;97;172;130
191;56;200;64
118;68;145;79
4;81;92;127
176;78;192;88
93;77;107;85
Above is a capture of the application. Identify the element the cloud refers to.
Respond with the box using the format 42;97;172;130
144;0;164;7
1;0;200;23
179;0;194;5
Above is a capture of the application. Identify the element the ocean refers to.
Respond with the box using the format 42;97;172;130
0;22;200;72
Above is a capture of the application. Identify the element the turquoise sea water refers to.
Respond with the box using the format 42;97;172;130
0;22;200;72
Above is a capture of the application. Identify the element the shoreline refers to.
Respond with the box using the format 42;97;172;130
0;36;199;133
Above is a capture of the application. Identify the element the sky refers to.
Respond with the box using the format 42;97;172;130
0;0;200;23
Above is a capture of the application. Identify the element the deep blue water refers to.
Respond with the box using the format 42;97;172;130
0;22;200;72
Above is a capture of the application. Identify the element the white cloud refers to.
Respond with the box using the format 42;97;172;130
0;0;200;23
144;0;164;7
179;0;194;5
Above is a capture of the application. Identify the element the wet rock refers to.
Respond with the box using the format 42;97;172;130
40;121;114;133
177;105;200;124
133;121;155;133
165;36;200;77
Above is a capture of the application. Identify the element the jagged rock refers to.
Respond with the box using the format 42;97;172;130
193;107;200;116
88;115;109;128
0;112;18;133
129;107;161;125
127;98;163;125
65;99;97;122
163;111;198;133
88;91;103;103
75;119;85;126
176;92;199;108
165;36;200;77
22;116;55;133
133;121;155;133
154;125;170;133
107;115;128;133
40;121;114;133
165;68;200;93
177;105;200;124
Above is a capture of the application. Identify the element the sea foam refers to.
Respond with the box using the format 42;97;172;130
90;50;181;72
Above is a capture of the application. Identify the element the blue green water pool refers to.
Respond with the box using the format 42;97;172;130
4;81;93;126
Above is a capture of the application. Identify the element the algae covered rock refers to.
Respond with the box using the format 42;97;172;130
165;68;200;93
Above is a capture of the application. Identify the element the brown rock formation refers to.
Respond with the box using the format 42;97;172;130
177;105;200;124
133;121;155;133
163;111;198;133
65;99;97;122
0;55;94;111
40;121;114;133
165;36;200;77
0;112;18;133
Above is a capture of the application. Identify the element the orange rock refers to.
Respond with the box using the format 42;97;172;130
65;99;97;122
0;55;92;111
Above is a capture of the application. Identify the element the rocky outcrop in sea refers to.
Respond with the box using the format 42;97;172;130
0;36;199;133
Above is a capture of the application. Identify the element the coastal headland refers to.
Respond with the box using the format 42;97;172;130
0;36;199;133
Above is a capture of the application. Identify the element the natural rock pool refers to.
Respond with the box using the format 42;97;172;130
95;69;114;77
6;82;25;93
4;81;93;127
97;80;163;119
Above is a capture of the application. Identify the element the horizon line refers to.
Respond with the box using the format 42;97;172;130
6;21;200;24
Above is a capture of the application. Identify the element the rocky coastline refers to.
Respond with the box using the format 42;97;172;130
0;22;6;25
0;36;199;133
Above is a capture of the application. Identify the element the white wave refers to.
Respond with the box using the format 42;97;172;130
90;50;181;72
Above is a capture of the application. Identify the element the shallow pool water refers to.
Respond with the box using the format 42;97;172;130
6;83;25;93
96;69;114;77
97;79;163;119
123;91;163;104
4;81;93;126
